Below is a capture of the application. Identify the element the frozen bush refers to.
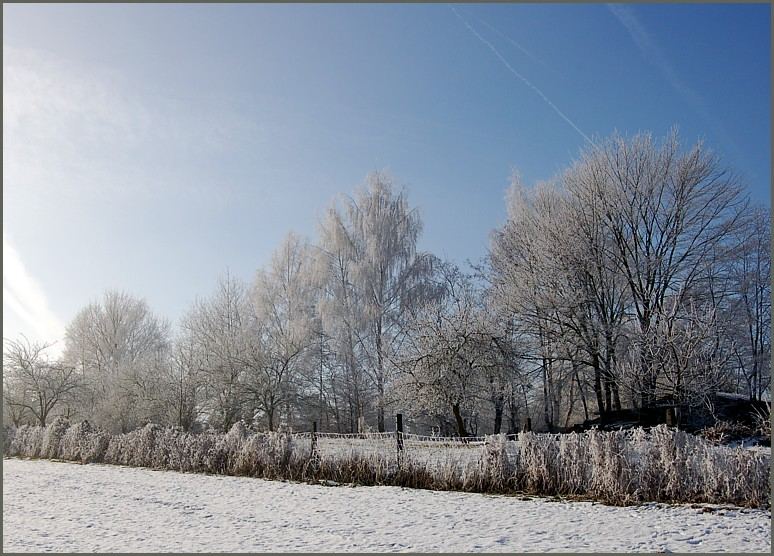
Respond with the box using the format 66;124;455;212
8;424;46;458
59;421;90;461
556;432;588;495
3;425;16;456
5;423;769;508
41;417;70;459
520;432;559;493
480;434;510;490
59;421;110;463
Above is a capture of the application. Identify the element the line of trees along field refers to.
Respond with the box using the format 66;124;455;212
3;130;771;436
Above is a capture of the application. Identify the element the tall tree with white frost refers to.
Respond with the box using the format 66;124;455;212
63;291;171;432
565;130;747;407
322;172;435;431
178;274;252;431
727;207;771;400
318;206;369;432
251;232;322;431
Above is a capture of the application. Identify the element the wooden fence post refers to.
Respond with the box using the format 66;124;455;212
396;413;404;454
524;417;532;432
665;407;676;427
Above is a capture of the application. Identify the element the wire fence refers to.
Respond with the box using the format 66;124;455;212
4;416;770;508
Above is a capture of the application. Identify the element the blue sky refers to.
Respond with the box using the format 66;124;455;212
3;3;770;351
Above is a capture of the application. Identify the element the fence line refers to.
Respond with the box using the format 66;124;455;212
4;415;770;508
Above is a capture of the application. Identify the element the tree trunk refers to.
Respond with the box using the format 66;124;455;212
493;393;504;434
592;352;605;417
542;357;552;431
508;389;519;434
451;403;468;437
375;324;386;433
267;407;275;432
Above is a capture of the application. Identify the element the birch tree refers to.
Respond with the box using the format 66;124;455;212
320;171;435;431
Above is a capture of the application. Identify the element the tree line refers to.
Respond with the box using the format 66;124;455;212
3;130;770;436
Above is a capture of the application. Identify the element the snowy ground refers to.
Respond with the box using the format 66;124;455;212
3;458;771;553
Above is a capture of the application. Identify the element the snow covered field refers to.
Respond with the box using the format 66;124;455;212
3;458;771;553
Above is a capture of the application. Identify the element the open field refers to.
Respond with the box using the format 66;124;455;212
3;458;771;553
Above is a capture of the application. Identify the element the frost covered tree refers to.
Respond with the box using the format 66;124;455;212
62;290;171;432
397;261;512;436
250;233;323;431
178;273;252;431
166;334;207;431
3;337;81;426
490;180;595;429
726;207;771;400
566;130;747;407
317;206;369;432
318;172;436;432
490;130;758;424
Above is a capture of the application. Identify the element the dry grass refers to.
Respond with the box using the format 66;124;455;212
4;418;770;509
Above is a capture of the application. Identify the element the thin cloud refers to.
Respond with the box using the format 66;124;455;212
451;7;595;146
3;45;261;205
606;4;747;174
607;4;707;116
3;233;67;350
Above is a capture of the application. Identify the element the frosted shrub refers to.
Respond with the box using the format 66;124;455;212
104;433;129;465
3;425;16;455
480;434;510;490
8;425;30;457
263;432;301;478
41;417;71;459
6;423;769;508
9;424;46;458
189;431;218;473
520;432;559;493
585;429;628;503
132;424;162;467
557;432;588;495
150;427;184;469
60;421;90;461
59;421;111;463
210;422;250;474
233;433;267;476
650;424;691;501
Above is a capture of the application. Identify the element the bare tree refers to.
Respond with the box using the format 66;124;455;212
3;337;81;426
566;130;747;407
727;207;771;400
397;261;508;436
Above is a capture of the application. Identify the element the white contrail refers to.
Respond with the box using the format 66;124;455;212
474;15;550;71
451;7;595;146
